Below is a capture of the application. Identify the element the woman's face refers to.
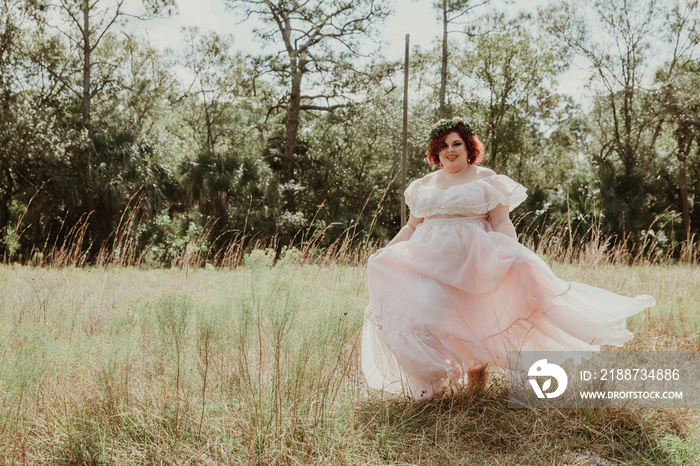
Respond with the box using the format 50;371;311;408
438;131;469;173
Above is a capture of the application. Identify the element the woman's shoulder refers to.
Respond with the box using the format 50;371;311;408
404;175;427;199
478;171;528;211
475;167;497;179
407;172;436;188
419;172;438;182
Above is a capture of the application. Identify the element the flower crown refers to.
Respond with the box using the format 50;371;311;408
426;117;474;143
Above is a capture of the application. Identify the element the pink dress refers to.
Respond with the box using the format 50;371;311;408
361;174;656;400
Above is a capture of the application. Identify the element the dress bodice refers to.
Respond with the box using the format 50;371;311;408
404;174;528;219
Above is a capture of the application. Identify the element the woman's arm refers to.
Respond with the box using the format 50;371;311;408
488;203;518;241
387;214;424;246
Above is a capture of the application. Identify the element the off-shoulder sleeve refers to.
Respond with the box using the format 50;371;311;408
481;175;528;212
403;179;421;214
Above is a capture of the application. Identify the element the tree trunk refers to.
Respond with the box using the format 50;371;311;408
439;2;448;118
282;68;302;211
695;135;700;199
82;0;90;124
489;130;498;169
0;191;9;240
679;162;691;239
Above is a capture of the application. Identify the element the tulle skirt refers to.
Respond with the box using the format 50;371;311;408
361;216;656;400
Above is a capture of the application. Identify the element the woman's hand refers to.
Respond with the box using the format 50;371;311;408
387;214;424;246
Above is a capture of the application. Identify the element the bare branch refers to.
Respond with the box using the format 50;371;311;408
90;0;124;53
59;0;84;34
300;94;337;101
298;3;355;53
265;95;290;121
299;103;344;111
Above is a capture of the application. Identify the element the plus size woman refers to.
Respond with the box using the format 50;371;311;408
361;117;656;400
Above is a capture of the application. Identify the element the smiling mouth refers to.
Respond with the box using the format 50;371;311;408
446;155;458;161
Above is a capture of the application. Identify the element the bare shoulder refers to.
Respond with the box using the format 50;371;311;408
476;167;497;179
418;172;439;184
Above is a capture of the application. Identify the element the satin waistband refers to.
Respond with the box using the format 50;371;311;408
422;214;488;224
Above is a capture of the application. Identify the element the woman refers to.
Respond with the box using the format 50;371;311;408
361;117;655;400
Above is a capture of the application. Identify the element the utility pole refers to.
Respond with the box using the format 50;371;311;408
401;34;409;227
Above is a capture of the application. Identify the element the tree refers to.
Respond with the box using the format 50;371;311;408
5;0;188;260
455;12;568;175
179;28;271;156
659;60;700;240
296;83;415;241
654;0;700;241
432;0;489;118
177;29;277;241
225;0;391;211
0;0;73;258
1;2;188;260
540;0;674;245
0;0;27;240
541;0;663;176
24;0;175;125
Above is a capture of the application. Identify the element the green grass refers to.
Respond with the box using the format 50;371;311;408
0;257;698;464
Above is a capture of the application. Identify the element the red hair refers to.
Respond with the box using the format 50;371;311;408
426;129;485;167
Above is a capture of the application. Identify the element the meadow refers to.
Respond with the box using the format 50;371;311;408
0;250;698;464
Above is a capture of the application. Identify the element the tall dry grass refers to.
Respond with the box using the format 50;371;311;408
5;176;696;270
515;212;700;268
0;255;698;464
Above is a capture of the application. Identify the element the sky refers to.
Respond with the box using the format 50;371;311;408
134;0;556;60
138;0;453;60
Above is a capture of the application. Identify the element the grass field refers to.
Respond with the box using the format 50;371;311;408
0;254;698;464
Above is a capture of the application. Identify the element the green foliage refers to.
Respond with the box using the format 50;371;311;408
243;248;275;269
1;0;699;262
139;209;208;266
154;290;192;364
453;11;570;175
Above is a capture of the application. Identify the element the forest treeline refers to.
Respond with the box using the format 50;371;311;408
1;0;699;266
